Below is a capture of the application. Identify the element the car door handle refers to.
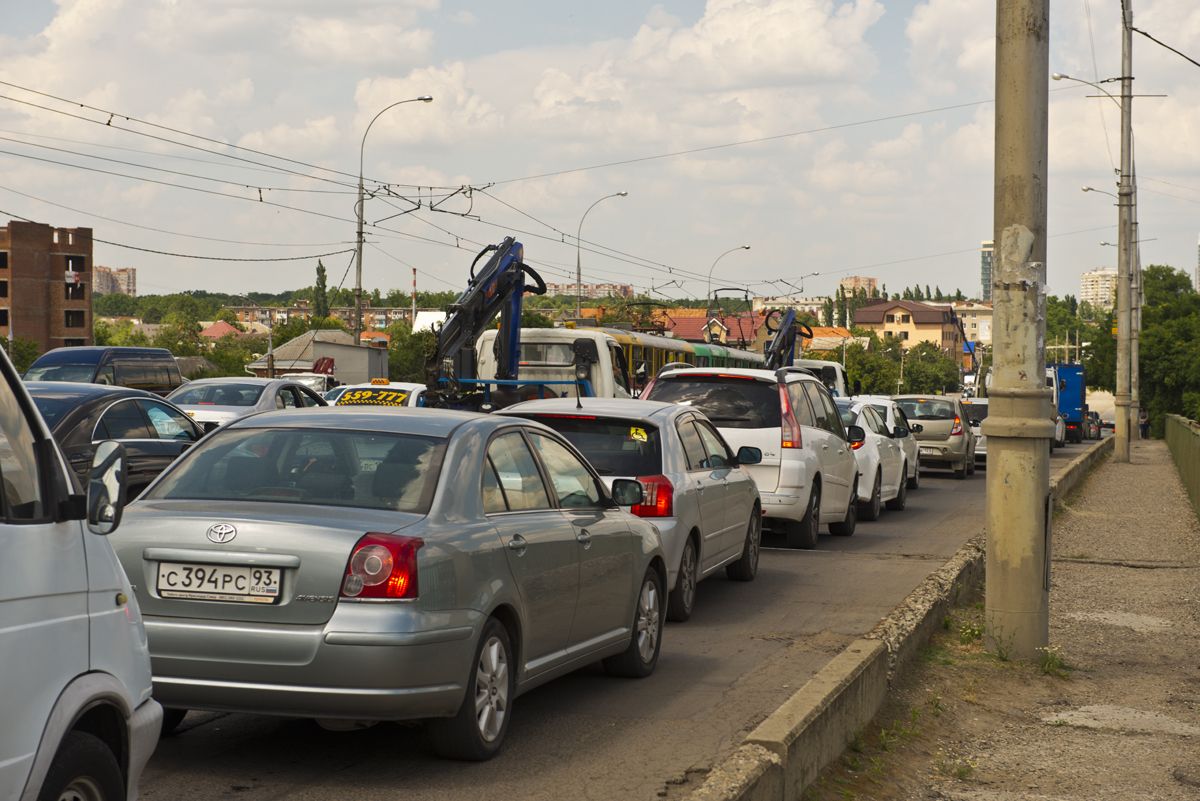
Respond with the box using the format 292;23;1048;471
507;535;528;555
576;529;592;549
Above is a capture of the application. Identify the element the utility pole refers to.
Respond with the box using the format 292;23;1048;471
1113;1;1134;460
411;267;417;328
1129;161;1141;440
983;0;1052;661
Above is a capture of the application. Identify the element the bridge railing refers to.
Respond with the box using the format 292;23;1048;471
1165;414;1200;517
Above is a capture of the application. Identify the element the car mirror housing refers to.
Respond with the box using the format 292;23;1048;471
893;426;910;438
87;440;127;536
736;446;763;465
610;478;644;507
846;424;866;445
911;423;924;433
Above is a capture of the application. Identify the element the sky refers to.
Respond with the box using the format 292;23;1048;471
1;0;1198;303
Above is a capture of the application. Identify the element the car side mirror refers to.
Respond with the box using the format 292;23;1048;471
853;379;863;396
846;424;866;446
87;440;127;536
893;426;909;438
736;446;763;465
611;478;644;507
911;423;924;433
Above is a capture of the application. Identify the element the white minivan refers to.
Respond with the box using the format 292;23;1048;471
644;367;864;549
0;347;159;801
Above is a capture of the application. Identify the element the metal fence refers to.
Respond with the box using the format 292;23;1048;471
1165;414;1200;518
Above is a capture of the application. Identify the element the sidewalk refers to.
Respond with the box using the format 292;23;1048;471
804;440;1200;800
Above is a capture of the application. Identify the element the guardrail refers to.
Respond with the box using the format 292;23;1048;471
1164;414;1200;517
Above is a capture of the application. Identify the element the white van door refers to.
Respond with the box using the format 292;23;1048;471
0;356;90;796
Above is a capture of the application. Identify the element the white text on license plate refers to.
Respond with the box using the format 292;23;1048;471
920;447;937;455
156;562;281;603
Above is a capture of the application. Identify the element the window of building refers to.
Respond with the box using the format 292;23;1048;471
64;310;85;328
63;338;86;348
899;331;910;341
0;310;8;326
65;255;85;272
900;314;911;323
0;281;7;298
0;252;7;269
885;314;895;323
65;283;85;300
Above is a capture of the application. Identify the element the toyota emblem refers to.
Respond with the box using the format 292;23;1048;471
206;523;237;544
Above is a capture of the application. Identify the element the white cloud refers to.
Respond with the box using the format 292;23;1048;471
286;16;433;66
906;0;994;95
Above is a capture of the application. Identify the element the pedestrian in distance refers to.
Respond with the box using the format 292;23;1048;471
1139;408;1150;439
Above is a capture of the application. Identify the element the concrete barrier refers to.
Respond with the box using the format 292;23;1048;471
681;435;1114;801
1165;415;1200;518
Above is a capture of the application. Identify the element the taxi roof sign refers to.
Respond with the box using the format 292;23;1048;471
370;378;391;385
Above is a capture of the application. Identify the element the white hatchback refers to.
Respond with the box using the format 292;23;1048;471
854;395;923;490
835;399;909;520
644;367;864;549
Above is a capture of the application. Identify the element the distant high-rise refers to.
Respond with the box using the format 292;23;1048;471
1081;268;1118;311
838;275;878;296
980;241;994;301
93;265;137;296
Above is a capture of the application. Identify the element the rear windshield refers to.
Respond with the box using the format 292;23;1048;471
145;427;445;513
24;363;96;382
170;383;265;407
521;415;661;476
962;403;989;424
644;376;780;429
29;395;74;429
896;398;957;421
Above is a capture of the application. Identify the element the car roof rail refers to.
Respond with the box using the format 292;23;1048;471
774;366;819;382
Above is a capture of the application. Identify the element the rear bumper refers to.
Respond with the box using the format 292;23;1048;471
760;487;808;522
125;698;162;801
915;441;968;466
145;607;483;721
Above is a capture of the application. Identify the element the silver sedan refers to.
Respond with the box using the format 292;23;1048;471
499;398;763;623
167;377;326;430
109;407;667;760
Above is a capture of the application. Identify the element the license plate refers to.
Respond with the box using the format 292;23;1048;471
920;447;937;455
156;562;281;604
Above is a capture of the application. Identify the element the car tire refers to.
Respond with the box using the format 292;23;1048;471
886;469;908;511
830;477;858;536
726;510;761;582
429;618;514;761
858;471;882;521
667;538;698;622
603;567;665;678
786;483;820;549
36;731;124;801
966;457;976;475
160;707;188;737
954;461;967;480
907;462;920;490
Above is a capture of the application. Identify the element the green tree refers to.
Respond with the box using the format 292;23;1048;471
313;261;330;318
843;341;900;394
823;299;834;326
1;337;41;373
901;342;960;394
384;322;435;382
153;310;204;356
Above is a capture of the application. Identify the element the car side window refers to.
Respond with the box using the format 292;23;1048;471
816;387;848;439
277;389;298;409
297;388;322;407
694;420;733;469
96;399;152;440
801;382;836;435
528;432;603;509
0;379;46;520
481;457;507;514
862;407;886;436
139;401;198;441
676;418;708;471
786;382;817;427
893;405;910;430
485;433;552;512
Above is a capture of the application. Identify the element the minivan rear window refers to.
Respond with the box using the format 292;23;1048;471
519;415;661;477
896;399;957;420
962;403;989;424
23;363;96;382
645;376;781;429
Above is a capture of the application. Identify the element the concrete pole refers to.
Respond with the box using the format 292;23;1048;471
354;173;365;345
1130;163;1141;440
1113;2;1134;460
411;267;417;327
984;0;1052;661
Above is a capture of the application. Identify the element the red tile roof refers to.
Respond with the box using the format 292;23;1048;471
199;320;241;339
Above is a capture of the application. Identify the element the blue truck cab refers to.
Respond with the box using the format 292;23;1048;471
1055;363;1087;443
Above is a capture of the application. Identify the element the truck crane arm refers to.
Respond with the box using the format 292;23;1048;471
762;308;814;370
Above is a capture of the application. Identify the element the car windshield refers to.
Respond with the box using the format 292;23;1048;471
145;427;446;513
644;376;780;429
23;363;96;382
896;398;957;420
521;415;662;476
170;383;265;407
29;395;75;429
962;404;989;425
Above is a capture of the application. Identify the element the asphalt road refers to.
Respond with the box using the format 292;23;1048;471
139;441;1091;801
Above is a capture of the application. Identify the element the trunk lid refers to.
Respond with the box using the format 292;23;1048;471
715;426;780;493
113;500;423;625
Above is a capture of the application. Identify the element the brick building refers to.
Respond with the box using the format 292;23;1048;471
0;220;93;352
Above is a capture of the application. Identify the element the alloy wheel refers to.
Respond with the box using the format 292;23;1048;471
636;578;661;663
474;635;509;743
679;543;697;612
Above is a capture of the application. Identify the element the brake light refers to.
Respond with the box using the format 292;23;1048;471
1067;423;1078;430
534;413;597;420
779;384;803;449
340;533;423;600
950;416;963;436
631;475;674;518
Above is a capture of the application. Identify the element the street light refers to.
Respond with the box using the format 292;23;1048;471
354;95;433;343
706;245;751;309
575;192;628;318
1082;186;1118;199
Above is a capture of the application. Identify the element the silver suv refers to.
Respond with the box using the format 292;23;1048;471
644;367;864;549
0;347;159;801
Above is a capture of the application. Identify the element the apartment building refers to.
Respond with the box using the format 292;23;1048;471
543;282;634;299
1080;268;1118;311
852;299;963;354
838;275;878;296
0;220;93;352
93;265;137;296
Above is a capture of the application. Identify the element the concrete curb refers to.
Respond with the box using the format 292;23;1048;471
680;436;1113;801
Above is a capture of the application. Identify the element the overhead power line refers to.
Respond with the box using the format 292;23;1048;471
1131;26;1200;70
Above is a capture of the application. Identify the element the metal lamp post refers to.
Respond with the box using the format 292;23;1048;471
354;96;433;344
705;245;751;311
575;192;628;318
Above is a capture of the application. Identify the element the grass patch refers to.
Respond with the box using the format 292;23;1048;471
1037;645;1072;678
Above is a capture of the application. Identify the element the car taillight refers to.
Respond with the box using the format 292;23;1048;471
851;439;864;450
950;416;963;436
779;384;803;449
631;475;674;518
340;533;423;600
